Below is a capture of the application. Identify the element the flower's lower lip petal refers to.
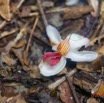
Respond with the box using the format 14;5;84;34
66;34;90;50
39;57;66;77
65;50;98;62
46;25;62;45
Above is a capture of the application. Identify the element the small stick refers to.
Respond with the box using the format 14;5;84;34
12;48;24;66
48;69;77;90
20;12;39;17
17;0;25;9
37;0;48;27
66;73;80;103
91;24;102;40
0;28;18;39
0;21;7;29
23;16;39;64
87;0;101;38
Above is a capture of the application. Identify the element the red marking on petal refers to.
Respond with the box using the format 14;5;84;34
43;52;62;66
50;57;61;66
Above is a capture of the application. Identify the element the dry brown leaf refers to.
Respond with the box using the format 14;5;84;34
30;65;41;78
0;0;11;21
77;55;102;71
0;91;7;103
58;81;75;103
6;94;26;103
101;1;104;18
5;27;27;52
19;6;31;17
87;98;99;103
97;45;104;54
63;6;93;20
14;39;26;48
1;53;16;67
90;34;104;45
0;28;18;39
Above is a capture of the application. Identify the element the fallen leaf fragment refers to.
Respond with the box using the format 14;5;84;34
30;65;41;78
6;94;26;103
101;1;104;18
58;81;75;103
0;0;11;21
0;53;16;67
5;27;27;52
87;98;99;103
0;91;7;103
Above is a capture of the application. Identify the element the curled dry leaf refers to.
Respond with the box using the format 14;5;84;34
0;0;11;21
58;81;75;103
14;39;26;49
5;27;27;52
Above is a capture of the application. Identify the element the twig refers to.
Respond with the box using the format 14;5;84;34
48;69;77;90
91;24;102;40
37;0;48;27
17;0;25;9
0;21;7;29
66;73;80;103
87;0;101;38
11;48;24;66
23;16;39;64
0;28;18;39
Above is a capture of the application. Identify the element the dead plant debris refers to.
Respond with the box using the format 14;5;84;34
0;0;104;103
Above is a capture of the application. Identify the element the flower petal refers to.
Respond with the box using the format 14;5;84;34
43;52;61;66
46;25;62;45
65;50;98;62
66;33;90;50
39;57;66;76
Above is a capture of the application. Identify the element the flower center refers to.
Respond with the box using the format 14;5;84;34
57;39;70;55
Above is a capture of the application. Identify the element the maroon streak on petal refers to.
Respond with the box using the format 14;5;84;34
43;52;62;66
50;57;61;66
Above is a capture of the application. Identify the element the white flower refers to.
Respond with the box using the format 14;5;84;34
39;25;98;76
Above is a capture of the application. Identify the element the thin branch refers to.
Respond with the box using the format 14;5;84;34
37;0;48;27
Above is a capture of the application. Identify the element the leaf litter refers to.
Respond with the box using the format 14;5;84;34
0;0;104;103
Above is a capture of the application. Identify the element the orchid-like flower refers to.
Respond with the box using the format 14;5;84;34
39;25;98;76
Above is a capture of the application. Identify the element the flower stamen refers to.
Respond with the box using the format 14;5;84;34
57;39;70;55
